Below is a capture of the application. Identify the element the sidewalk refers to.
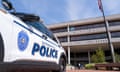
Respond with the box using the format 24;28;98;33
66;70;120;72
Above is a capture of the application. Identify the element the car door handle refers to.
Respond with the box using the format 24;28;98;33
42;35;47;40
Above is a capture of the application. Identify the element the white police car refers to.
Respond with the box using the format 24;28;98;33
0;0;66;72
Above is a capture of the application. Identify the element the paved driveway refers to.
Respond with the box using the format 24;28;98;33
67;70;120;72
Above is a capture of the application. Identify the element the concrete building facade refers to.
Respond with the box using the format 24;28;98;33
47;14;120;66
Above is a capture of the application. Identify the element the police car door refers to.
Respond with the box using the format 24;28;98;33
41;29;59;63
10;19;36;62
31;22;59;63
12;18;58;63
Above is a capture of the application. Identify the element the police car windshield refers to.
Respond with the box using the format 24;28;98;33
25;21;54;39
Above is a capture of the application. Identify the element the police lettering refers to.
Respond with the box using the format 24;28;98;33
32;43;58;58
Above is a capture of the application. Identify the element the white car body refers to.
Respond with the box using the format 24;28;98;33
0;8;66;71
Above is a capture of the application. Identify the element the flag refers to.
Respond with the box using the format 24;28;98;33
98;0;103;12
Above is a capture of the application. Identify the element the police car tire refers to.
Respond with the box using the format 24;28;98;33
58;58;66;72
0;35;4;62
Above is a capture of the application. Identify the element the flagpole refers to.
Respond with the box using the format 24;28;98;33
99;0;116;63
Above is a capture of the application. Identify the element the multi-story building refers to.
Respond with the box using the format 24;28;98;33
47;14;120;66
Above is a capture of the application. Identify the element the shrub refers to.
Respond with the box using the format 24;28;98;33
85;63;95;69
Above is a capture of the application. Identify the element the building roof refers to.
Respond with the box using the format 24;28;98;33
47;14;120;29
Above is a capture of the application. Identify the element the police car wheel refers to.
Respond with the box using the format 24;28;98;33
53;58;65;72
0;35;4;62
58;58;66;72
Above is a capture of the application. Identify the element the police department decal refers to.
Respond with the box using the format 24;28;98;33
32;43;58;58
18;31;29;51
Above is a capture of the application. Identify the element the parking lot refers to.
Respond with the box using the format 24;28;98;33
1;64;120;72
67;70;120;72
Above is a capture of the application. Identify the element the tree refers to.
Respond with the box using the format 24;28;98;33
91;54;98;63
91;48;105;63
115;53;120;63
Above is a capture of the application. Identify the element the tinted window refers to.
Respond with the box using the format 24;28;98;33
25;21;55;40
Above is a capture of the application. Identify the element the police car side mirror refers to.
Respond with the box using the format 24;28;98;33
2;0;13;10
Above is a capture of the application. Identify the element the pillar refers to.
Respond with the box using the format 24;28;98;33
88;51;91;64
68;46;71;64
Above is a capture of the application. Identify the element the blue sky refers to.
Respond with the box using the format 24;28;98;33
0;0;120;25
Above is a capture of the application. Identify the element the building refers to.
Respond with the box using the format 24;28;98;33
47;14;120;66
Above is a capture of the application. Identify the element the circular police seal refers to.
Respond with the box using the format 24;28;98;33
18;31;29;51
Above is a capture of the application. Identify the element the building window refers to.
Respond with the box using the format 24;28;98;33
111;31;120;38
69;21;120;31
58;36;67;42
70;33;107;41
109;21;120;26
70;27;75;31
69;23;105;31
51;27;67;33
50;21;120;33
70;31;120;41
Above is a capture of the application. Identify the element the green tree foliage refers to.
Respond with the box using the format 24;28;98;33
115;53;120;63
91;48;105;63
91;54;98;63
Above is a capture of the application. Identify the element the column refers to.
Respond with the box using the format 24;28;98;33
88;51;91;64
67;24;71;64
68;46;71;64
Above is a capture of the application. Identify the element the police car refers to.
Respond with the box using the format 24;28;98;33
0;0;66;72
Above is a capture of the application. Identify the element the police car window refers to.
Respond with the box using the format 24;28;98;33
25;21;57;42
25;21;46;34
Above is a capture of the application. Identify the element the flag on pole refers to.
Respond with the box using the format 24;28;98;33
98;0;103;12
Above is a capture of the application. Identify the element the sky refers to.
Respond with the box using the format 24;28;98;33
0;0;120;25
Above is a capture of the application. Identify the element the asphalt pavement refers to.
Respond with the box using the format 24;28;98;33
67;70;120;72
